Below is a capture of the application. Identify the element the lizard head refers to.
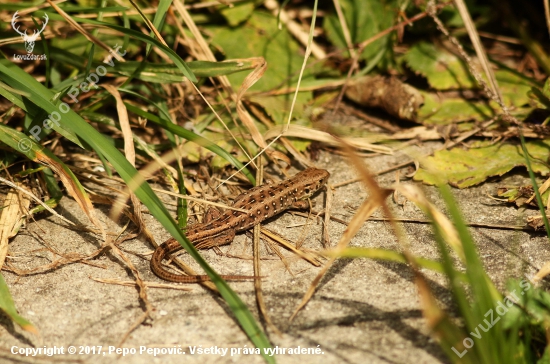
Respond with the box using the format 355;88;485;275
295;168;330;199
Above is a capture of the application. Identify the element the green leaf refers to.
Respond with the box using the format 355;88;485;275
538;347;550;364
495;69;533;108
249;93;312;125
111;60;259;83
528;77;550;110
208;11;315;93
418;92;494;124
414;140;550;188
220;1;255;26
43;44;259;83
323;0;394;61
404;42;476;90
208;10;316;153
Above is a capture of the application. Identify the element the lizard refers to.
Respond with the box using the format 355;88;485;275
150;167;330;283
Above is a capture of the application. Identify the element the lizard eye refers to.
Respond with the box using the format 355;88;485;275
304;187;311;195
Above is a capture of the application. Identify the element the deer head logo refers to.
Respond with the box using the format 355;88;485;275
11;11;49;54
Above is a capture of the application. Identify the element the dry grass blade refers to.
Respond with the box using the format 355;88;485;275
396;184;465;262
332;0;356;59
103;85;139;222
103;85;156;244
0;185;30;268
172;0;217;61
259;229;321;266
264;0;326;59
127;0;168;46
107;239;153;346
413;269;447;331
452;0;502;103
264;124;393;154
291;131;397;320
45;0;125;62
389;126;441;141
173;0;267;149
235;57;268;148
90;277;193;291
252;163;280;334
0;176;75;227
289;189;392;321
525;176;550;207
322;182;333;248
104;85;135;166
532;261;550;283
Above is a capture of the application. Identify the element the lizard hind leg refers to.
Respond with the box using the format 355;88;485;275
194;226;236;250
184;207;221;238
204;206;222;222
290;200;311;210
192;207;236;250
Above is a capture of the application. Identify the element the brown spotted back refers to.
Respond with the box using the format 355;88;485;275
184;168;330;245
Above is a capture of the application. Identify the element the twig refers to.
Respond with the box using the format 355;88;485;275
90;277;193;291
0;176;75;226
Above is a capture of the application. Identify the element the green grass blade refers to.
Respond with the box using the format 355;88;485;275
518;131;550;239
435;182;511;362
0;124;92;214
39;46;257;81
41;11;197;83
0;65;83;147
41;167;64;201
122;99;255;184
0;62;273;361
0;273;36;333
144;0;171;55
324;247;451;275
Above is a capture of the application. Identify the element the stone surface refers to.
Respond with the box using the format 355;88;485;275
0;138;543;364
